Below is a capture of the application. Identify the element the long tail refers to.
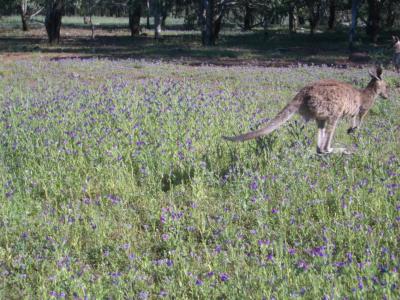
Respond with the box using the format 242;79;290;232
222;99;301;142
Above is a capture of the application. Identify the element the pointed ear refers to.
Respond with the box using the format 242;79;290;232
369;70;380;81
376;65;383;79
393;36;399;42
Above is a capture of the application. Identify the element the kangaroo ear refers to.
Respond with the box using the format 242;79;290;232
376;65;383;79
369;70;380;81
393;36;399;42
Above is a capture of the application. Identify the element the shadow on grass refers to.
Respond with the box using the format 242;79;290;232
1;25;398;66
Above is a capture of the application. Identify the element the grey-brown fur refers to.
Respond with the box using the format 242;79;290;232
223;67;388;154
393;36;400;73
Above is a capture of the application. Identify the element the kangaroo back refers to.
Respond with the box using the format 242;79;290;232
223;97;302;142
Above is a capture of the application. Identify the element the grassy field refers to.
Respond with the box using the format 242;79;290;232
0;57;399;299
1;15;400;299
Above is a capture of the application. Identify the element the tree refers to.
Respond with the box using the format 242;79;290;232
243;1;254;31
45;0;64;43
14;1;44;31
328;0;335;30
288;2;297;34
153;0;161;38
304;0;322;35
18;0;30;30
128;0;142;36
366;0;384;43
349;0;362;49
200;0;232;46
384;0;399;28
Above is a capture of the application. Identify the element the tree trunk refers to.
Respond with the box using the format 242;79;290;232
243;4;253;31
349;0;362;50
366;0;381;43
306;0;320;35
154;0;161;39
129;1;142;36
384;0;396;28
201;0;214;46
146;0;150;29
19;0;29;31
200;0;226;46
328;0;336;30
309;15;319;35
214;14;222;40
20;13;29;31
263;15;268;38
161;12;167;29
288;5;296;34
45;0;64;44
385;3;395;28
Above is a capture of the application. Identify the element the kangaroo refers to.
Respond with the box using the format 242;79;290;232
393;36;400;73
223;66;388;154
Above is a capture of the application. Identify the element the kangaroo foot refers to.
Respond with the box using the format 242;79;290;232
317;147;353;155
316;147;332;155
331;147;353;154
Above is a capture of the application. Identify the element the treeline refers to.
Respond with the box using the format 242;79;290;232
1;0;399;46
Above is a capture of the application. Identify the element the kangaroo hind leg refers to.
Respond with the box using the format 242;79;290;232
316;120;326;154
319;118;351;154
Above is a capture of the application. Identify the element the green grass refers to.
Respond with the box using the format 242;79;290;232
0;58;399;299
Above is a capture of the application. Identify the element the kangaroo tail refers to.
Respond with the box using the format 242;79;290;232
222;99;301;142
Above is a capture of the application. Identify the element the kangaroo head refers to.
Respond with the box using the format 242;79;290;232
368;66;388;99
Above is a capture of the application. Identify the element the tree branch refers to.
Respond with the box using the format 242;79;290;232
29;7;44;19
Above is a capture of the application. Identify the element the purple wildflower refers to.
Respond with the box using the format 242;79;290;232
297;260;309;271
266;253;274;262
271;208;279;214
160;214;166;224
195;279;204;286
138;291;149;300
159;291;168;297
249;181;258;190
357;277;363;290
258;239;270;247
219;273;229;282
346;252;353;263
206;271;214;278
107;194;121;204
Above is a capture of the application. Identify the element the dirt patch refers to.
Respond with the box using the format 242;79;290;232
1;51;370;70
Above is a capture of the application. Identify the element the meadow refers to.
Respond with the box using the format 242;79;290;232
0;57;399;299
1;13;400;299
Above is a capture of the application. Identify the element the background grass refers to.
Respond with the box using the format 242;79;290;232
0;57;399;299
